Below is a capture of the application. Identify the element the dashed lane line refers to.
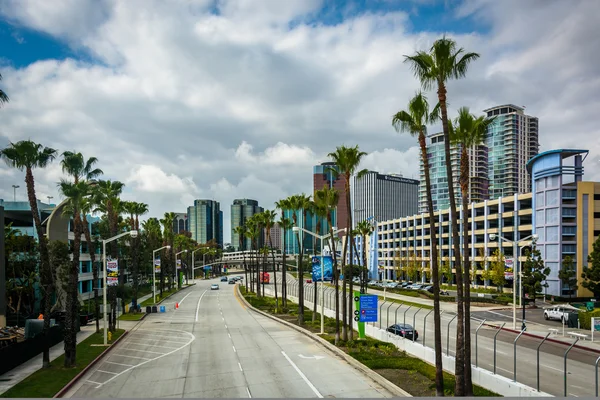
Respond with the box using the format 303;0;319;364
281;351;323;398
178;292;192;305
195;290;208;322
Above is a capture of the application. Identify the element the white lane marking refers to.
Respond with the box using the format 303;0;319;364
497;366;512;374
104;361;135;367
96;329;195;388
246;387;252;398
178;292;192;305
281;351;323;398
228;333;231;339
122;347;168;355
482;346;507;355
96;370;119;375
195;290;208;322
126;339;181;349
238;362;243;371
543;365;563;372
113;354;151;360
232;345;237;353
126;343;176;352
130;333;189;341
225;324;228;329
569;394;578;397
572;385;585;390
222;317;225;321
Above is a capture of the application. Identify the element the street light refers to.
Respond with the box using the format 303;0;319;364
176;250;188;286
489;233;538;330
12;185;19;202
293;225;347;334
102;230;138;345
191;248;202;283
153;245;171;304
47;195;53;204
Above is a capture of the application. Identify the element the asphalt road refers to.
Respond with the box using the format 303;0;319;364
280;276;599;397
64;278;395;398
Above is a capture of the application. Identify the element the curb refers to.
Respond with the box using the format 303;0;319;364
53;330;130;398
235;286;413;398
484;323;600;354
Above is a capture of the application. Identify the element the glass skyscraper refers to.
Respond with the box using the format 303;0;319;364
230;199;263;251
187;199;223;247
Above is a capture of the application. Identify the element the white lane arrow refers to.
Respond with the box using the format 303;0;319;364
298;354;325;360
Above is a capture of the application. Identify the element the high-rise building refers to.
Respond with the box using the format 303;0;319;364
230;199;264;251
419;132;489;213
313;162;343;230
263;222;283;250
172;212;188;234
484;104;539;199
352;171;419;226
187;199;223;247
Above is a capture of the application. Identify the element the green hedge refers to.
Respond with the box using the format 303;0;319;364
579;309;600;330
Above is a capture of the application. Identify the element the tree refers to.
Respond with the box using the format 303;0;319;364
405;37;479;396
393;91;444;394
356;220;373;289
450;107;495;394
0;73;9;105
490;249;507;291
288;193;312;324
6;231;38;325
1;140;57;368
407;252;419;282
582;236;600;298
559;256;578;299
160;212;177;290
440;257;452;284
276;198;293;306
328;145;367;341
521;244;550;305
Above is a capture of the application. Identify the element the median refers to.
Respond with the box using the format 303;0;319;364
239;286;498;397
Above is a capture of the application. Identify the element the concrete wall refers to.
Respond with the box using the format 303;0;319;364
270;287;552;397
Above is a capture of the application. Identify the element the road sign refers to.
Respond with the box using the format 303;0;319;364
359;294;378;323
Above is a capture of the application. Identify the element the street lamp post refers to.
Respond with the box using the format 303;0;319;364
176;250;188;287
191;248;202;283
11;185;19;202
293;226;346;334
489;233;538;330
103;230;138;345
153;245;171;304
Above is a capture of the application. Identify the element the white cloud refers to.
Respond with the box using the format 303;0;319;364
1;0;599;243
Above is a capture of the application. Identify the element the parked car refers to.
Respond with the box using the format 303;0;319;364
400;282;411;288
543;306;573;324
368;280;378;286
423;285;433;293
387;323;418;340
385;282;399;289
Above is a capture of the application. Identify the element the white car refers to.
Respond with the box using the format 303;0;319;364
211;284;219;290
543;306;571;324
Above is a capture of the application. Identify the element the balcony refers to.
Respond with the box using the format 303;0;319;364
562;190;577;200
562;208;577;218
562;226;576;236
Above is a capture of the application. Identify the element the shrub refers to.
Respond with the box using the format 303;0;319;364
579;309;600;330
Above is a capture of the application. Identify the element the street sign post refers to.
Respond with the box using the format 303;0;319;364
358;293;378;339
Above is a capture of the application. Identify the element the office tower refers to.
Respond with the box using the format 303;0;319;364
172;212;188;234
313;162;343;230
187;199;223;247
484;104;539;199
263;222;283;250
231;199;264;251
352;171;419;225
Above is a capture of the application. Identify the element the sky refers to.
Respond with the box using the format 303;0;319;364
0;0;599;244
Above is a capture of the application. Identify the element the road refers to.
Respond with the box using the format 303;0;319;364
278;276;599;397
64;278;396;398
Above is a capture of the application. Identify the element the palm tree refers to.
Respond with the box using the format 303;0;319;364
355;220;373;287
405;37;480;395
314;184;341;340
263;209;279;309
450;107;495;395
80;196;101;333
276;198;293;306
58;179;88;367
310;200;326;322
289;193;312;324
0;73;9;105
161;212;177;290
245;217;260;294
233;225;249;285
328;145;367;341
1;140;57;368
392;91;444;394
131;202;148;306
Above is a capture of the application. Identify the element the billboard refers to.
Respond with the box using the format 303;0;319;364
154;259;161;273
107;259;119;286
312;255;333;282
177;259;182;270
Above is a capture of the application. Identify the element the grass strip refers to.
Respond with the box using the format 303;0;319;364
117;313;145;321
1;329;125;398
240;286;498;397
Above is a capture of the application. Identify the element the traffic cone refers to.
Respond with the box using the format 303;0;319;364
175;302;179;309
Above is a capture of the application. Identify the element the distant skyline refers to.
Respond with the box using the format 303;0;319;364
0;0;598;242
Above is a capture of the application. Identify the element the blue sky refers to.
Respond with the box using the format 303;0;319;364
0;0;488;68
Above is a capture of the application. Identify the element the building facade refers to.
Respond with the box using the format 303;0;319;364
172;212;188;234
485;104;539;199
369;149;598;297
352;171;419;227
230;199;263;251
419;132;488;213
187;199;223;247
313;162;345;231
263;223;283;250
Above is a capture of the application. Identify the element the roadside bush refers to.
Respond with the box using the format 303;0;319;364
579;309;600;330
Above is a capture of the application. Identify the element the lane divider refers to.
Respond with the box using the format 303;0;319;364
281;351;323;398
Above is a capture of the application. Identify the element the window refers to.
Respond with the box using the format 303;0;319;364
546;226;559;242
546;208;559;224
546;190;559;206
536;178;546;191
595;194;600;200
536;210;545;225
546;244;559;260
536;192;545;208
594;212;600;219
536;229;545;243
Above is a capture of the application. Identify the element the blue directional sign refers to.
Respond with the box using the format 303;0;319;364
359;294;378;323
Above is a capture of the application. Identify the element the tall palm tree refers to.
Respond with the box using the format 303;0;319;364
328;145;367;341
80;196;101;333
1;140;57;368
263;209;279;308
58;179;88;367
161;212;177;290
314;184;341;341
311;199;328;322
278;216;293;307
131;202;148;306
276;198;293;306
289;193;312;324
0;73;9;105
450;107;495;395
233;225;249;285
254;212;268;296
405;37;480;395
392;91;444;394
356;220;373;287
245;217;260;294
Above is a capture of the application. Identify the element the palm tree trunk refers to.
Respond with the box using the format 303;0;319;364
419;132;444;395
296;231;305;324
346;181;354;340
438;83;465;395
24;168;53;368
328;222;341;344
269;234;279;309
341;233;348;341
65;211;83;367
461;148;474;395
282;230;287;308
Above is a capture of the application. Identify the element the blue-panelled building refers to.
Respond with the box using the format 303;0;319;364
282;209;337;255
